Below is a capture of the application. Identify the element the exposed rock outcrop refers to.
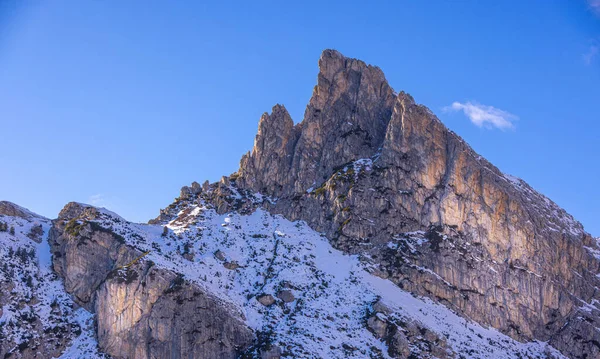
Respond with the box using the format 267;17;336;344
224;49;600;358
0;201;46;221
257;294;276;306
96;263;253;359
0;203;101;359
276;290;294;303
3;49;596;359
238;49;396;198
6;47;595;359
49;203;138;310
49;202;253;359
366;303;454;359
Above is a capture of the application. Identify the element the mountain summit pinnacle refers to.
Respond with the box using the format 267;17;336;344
2;49;599;359
238;49;396;197
232;49;599;358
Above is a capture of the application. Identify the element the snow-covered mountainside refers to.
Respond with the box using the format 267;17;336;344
0;196;586;359
2;49;599;359
0;202;105;359
227;49;600;358
60;197;563;359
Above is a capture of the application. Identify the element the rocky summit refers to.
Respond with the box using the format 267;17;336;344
1;50;599;359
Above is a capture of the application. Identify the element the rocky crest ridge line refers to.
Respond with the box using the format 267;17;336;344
170;49;600;358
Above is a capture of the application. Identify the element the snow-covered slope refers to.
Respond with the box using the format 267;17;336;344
85;200;566;359
0;198;569;358
0;204;106;359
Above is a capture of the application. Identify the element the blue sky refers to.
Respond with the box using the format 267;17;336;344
1;1;599;235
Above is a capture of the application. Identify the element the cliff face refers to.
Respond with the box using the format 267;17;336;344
134;190;568;359
3;49;598;359
238;50;395;198
49;202;253;359
0;202;104;359
95;262;253;359
232;50;600;358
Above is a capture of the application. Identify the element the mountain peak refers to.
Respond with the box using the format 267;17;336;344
318;49;348;81
230;49;600;358
3;49;599;359
238;49;396;197
317;49;384;83
0;200;46;220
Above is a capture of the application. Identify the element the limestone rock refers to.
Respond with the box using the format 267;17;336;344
96;263;252;359
215;249;226;261
366;313;387;338
0;201;46;220
257;294;276;306
224;260;240;270
365;307;453;359
227;49;600;358
49;202;254;359
49;211;138;310
276;290;295;303
134;49;600;358
260;345;282;359
237;49;396;198
0;203;107;359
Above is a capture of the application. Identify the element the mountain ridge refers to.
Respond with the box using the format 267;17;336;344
1;49;599;358
205;49;600;358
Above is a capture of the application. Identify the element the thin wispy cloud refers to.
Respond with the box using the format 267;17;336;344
444;102;518;130
88;194;112;209
585;1;600;64
589;0;600;16
584;41;599;65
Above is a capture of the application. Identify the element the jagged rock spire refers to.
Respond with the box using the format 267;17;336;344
238;49;396;196
232;49;600;358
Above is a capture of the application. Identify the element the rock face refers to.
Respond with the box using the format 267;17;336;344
257;294;276;306
0;200;46;221
230;49;600;358
276;290;294;303
3;49;599;359
96;264;252;359
366;300;453;359
238;49;396;198
49;202;253;359
0;203;103;359
49;203;139;310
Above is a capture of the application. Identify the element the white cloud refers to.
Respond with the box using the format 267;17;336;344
88;194;112;208
444;101;517;130
589;0;600;16
584;43;599;65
